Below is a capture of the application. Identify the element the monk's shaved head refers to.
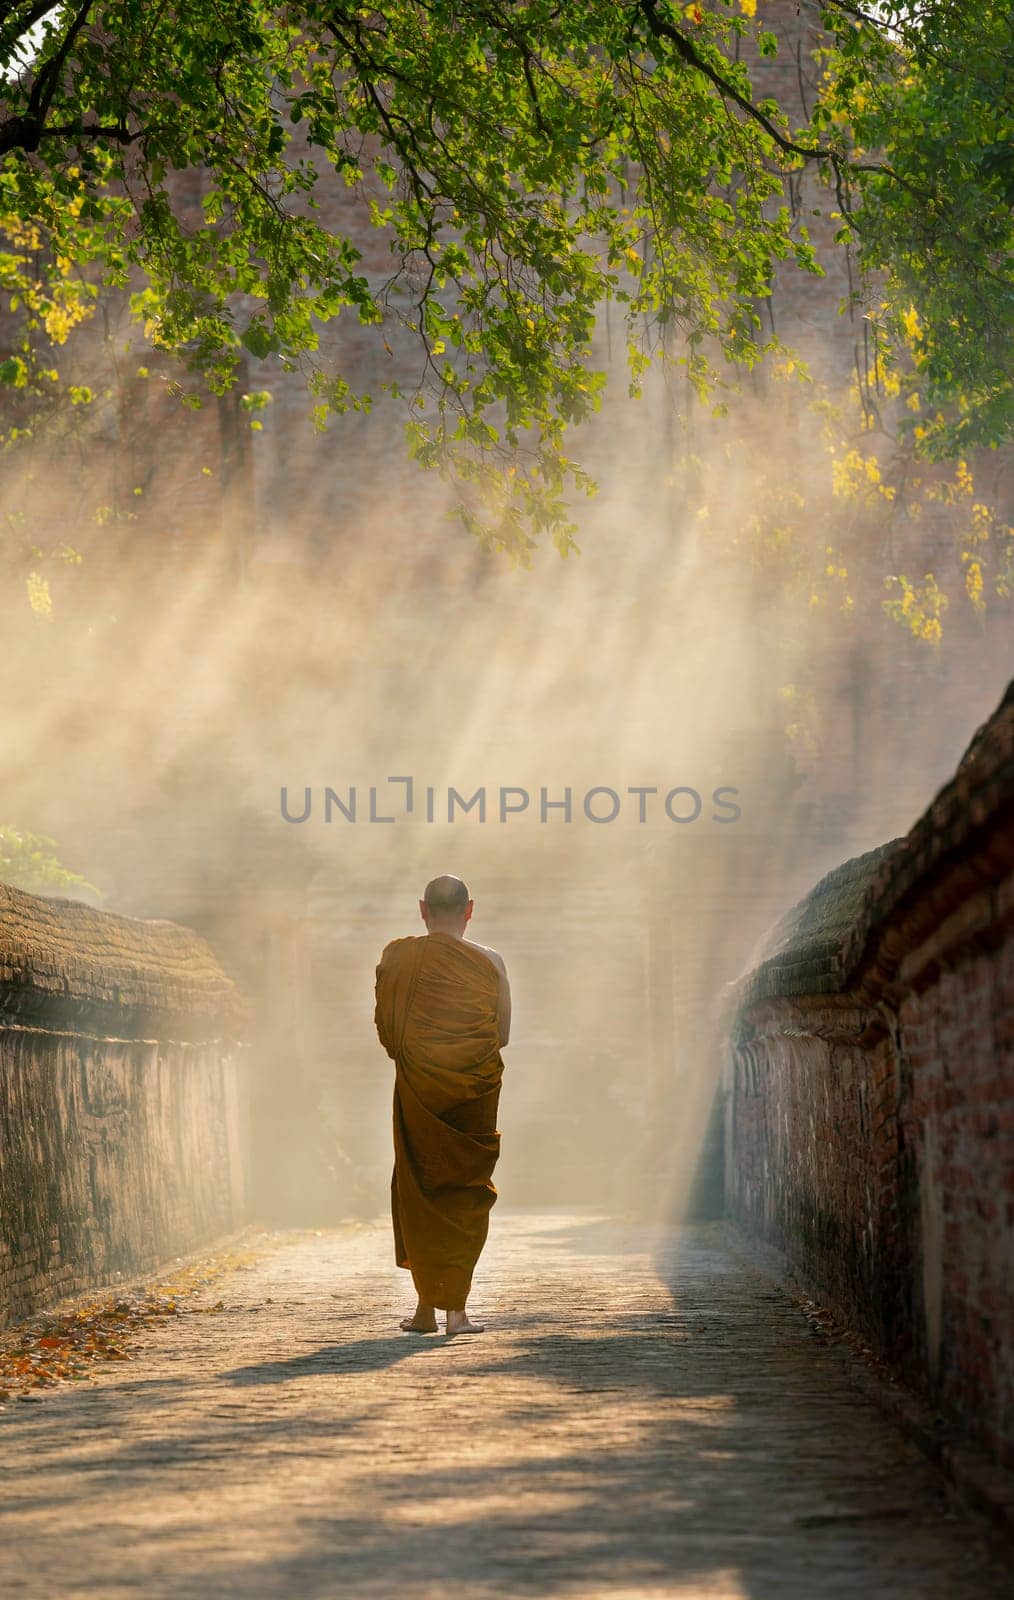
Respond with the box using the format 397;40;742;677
423;874;470;917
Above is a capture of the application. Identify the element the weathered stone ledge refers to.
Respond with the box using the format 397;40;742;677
0;882;247;1040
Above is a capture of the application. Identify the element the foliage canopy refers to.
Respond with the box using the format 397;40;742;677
1;1;1011;551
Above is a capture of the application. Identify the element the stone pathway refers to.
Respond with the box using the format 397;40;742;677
1;1211;1010;1598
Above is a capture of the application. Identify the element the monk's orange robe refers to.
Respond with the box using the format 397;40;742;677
374;932;504;1309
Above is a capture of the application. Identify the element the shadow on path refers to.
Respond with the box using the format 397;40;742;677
223;1333;446;1386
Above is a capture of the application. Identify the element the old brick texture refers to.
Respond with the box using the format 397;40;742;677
0;885;248;1327
726;681;1014;1465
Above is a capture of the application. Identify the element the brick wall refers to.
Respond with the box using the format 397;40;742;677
726;682;1014;1464
0;885;248;1326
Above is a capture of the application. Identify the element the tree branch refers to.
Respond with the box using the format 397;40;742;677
0;0;64;62
36;120;141;144
635;0;939;208
636;0;833;166
0;0;94;155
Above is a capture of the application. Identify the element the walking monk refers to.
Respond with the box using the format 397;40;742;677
374;875;511;1335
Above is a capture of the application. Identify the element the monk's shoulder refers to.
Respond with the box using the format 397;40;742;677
377;935;421;968
467;940;507;977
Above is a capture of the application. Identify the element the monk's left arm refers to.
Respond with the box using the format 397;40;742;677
493;958;511;1049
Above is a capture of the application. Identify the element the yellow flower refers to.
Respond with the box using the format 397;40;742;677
26;572;53;619
901;306;922;342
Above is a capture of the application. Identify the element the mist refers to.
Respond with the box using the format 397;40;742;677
3;313;1011;1231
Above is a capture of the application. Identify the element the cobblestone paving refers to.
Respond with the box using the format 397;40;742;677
1;1211;1011;1599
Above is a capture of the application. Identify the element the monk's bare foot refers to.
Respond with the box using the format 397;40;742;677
400;1300;437;1333
446;1308;485;1335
